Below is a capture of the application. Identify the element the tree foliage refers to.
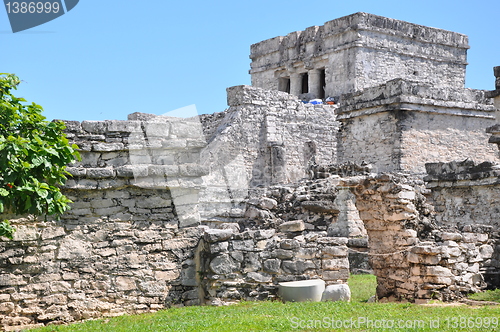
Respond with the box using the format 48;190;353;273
0;73;80;238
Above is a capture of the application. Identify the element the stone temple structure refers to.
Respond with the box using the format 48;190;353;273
250;12;468;99
0;12;499;330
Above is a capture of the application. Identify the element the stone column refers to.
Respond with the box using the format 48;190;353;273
290;73;302;96
308;69;322;99
486;66;500;151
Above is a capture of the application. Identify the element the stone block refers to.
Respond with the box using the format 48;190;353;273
440;232;463;241
407;252;420;264
411;245;441;255
148;165;179;177
296;248;317;259
57;238;92;260
12;226;38;242
179;164;209;177
0;274;26;286
317;237;348;245
204;229;234;243
258;197;278;210
383;211;415;222
280;239;300;250
322;246;348;257
66;167;87;177
162;238;196;250
81;120;107;133
462;233;488;244
322;269;350;281
232;239;254;251
422;276;453;285
170;121;203;139
210;254;240;275
93;143;125;152
263;259;281;274
86;168;115;179
0;302;15;313
479;244;494;259
41;227;66;240
181;266;198;287
136;196;172;209
301;200;339;214
424;266;453;277
50;281;72;293
107;120;142;133
273;249;294;260
155;270;180;281
247;272;272;283
255;229;275;240
210;241;229;253
115;277;137;291
279;220;305;233
144;122;169;137
323;258;349;270
282;260;315;274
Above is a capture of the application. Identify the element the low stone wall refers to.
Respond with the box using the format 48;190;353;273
0;115;210;330
425;160;500;288
0;216;202;330
199;228;349;305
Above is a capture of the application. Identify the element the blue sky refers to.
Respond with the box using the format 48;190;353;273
1;0;499;121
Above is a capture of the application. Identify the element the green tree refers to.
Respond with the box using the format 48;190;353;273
0;73;80;239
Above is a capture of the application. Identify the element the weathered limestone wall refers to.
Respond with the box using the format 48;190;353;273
425;160;500;288
237;167;492;302
0;116;209;329
250;12;468;98
0;215;203;330
199;85;339;222
200;228;349;305
347;173;490;302
336;79;498;174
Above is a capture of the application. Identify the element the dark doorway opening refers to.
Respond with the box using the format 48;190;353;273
319;69;326;99
301;73;309;94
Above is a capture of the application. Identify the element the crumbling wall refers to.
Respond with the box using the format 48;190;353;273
199;85;339;222
347;173;489;302
0;116;209;329
199;228;349;305
425;160;500;288
242;168;492;302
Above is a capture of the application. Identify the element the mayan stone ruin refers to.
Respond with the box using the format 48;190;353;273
0;12;499;330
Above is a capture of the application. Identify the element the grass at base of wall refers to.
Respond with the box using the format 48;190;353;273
28;275;500;332
468;289;500;303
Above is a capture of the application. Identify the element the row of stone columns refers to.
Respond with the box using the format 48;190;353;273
289;69;324;98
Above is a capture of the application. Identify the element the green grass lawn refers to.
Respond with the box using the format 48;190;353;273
468;288;500;303
28;274;500;332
